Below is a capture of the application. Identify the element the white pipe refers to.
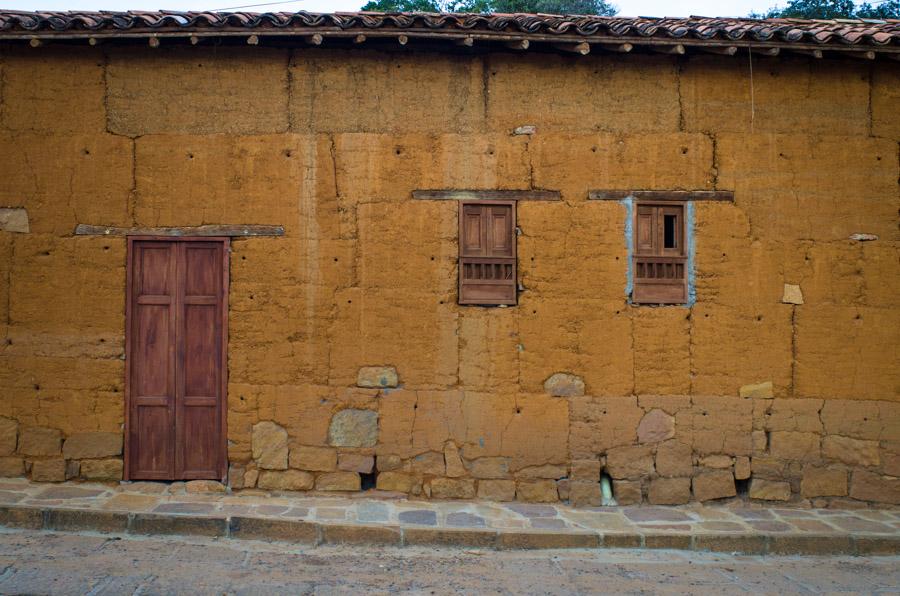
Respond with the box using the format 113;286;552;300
600;475;617;507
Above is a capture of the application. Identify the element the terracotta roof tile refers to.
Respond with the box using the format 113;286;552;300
0;10;898;50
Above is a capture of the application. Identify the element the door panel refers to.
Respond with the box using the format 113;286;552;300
127;238;227;481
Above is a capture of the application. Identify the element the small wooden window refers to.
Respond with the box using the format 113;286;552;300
458;200;517;306
633;201;687;304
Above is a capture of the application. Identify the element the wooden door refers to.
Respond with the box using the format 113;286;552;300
126;238;228;480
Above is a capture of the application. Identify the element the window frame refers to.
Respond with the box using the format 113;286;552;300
457;199;518;307
632;200;688;305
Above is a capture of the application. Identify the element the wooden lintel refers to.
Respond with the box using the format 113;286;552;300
553;41;590;55
455;36;474;47
353;34;366;44
588;190;735;202
306;33;323;46
413;190;560;201
74;224;285;237
505;39;529;51
700;45;737;56
651;44;685;55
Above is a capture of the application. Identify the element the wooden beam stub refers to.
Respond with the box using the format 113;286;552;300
751;46;779;56
353;34;366;44
29;37;42;47
505;39;529;51
554;41;590;55
247;34;259;46
148;36;160;48
413;189;561;201
700;45;737;56
74;224;285;237
456;36;474;47
651;43;685;55
596;42;632;53
588;190;735;202
398;34;409;46
306;33;323;46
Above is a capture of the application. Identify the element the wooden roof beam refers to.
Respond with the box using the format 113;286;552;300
595;41;632;53
792;48;823;58
650;43;685;55
751;46;779;56
553;41;590;55
699;45;737;56
455;36;474;47
505;39;529;50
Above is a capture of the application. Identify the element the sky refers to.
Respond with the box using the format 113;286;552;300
3;0;776;18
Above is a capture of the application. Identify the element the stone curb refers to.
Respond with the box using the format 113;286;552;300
1;505;897;556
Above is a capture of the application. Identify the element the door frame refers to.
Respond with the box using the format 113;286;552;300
124;236;230;481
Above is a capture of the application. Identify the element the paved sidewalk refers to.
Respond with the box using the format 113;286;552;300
1;478;898;555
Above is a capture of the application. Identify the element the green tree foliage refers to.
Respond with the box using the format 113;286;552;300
749;0;899;18
360;0;617;16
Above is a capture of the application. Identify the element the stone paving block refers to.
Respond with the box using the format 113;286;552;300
398;509;437;525
321;523;401;546
130;513;227;538
768;535;854;555
228;516;318;543
497;530;599;550
644;534;693;550
403;527;498;548
693;534;768;555
601;533;643;548
446;512;486;527
44;508;128;533
854;536;900;555
0;505;43;528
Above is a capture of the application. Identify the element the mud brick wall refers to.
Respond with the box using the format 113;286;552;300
0;45;898;506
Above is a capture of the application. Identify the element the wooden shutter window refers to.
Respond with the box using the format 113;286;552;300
633;201;687;304
459;200;517;306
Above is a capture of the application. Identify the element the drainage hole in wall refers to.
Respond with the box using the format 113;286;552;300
735;477;750;497
360;471;378;491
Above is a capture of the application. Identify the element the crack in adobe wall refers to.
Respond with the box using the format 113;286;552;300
481;55;490;127
790;304;798;397
2;240;14;350
285;49;294;133
866;62;873;138
675;57;685;132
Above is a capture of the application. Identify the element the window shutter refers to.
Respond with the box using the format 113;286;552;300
633;202;687;304
459;201;517;306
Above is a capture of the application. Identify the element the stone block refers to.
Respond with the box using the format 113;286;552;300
637;409;675;444
252;421;288;470
477;479;516;501
257;470;314;491
681;396;753;456
822;435;880;467
800;467;848;497
751;456;788;480
468;457;510;479
849;470;899;505
376;454;403;472
762;399;824;433
556;478;570;501
543;373;585;397
734;456;751;480
648;477;691;505
515;465;567;480
290;446;337;472
328;409;378;448
748;478;791;501
65;460;80;480
0;457;25;477
655;440;693;478
821;401;893;441
740;381;774;399
443;443;465;478
605;445;654;480
80;458;123;480
338;453;375;474
0;208;29;233
62;432;122;460
769;431;821;462
411;452;446;476
568;482;601;507
0;417;17;455
883;442;900;477
498;531;599;550
430;478;476;499
229;517;317;543
569;396;643;456
356;366;399;388
570;459;601;482
185;480;226;493
243;468;259;488
322;524;401;546
376;471;418;493
31;459;65;482
782;284;804;305
692;470;736;502
516;480;558;503
45;509;128;534
316;471;361;491
403;528;498;548
19;427;61;457
612;480;642;505
699;455;733;470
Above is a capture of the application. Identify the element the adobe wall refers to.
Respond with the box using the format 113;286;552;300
0;44;897;506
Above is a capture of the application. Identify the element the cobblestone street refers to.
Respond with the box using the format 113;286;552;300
0;528;897;595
